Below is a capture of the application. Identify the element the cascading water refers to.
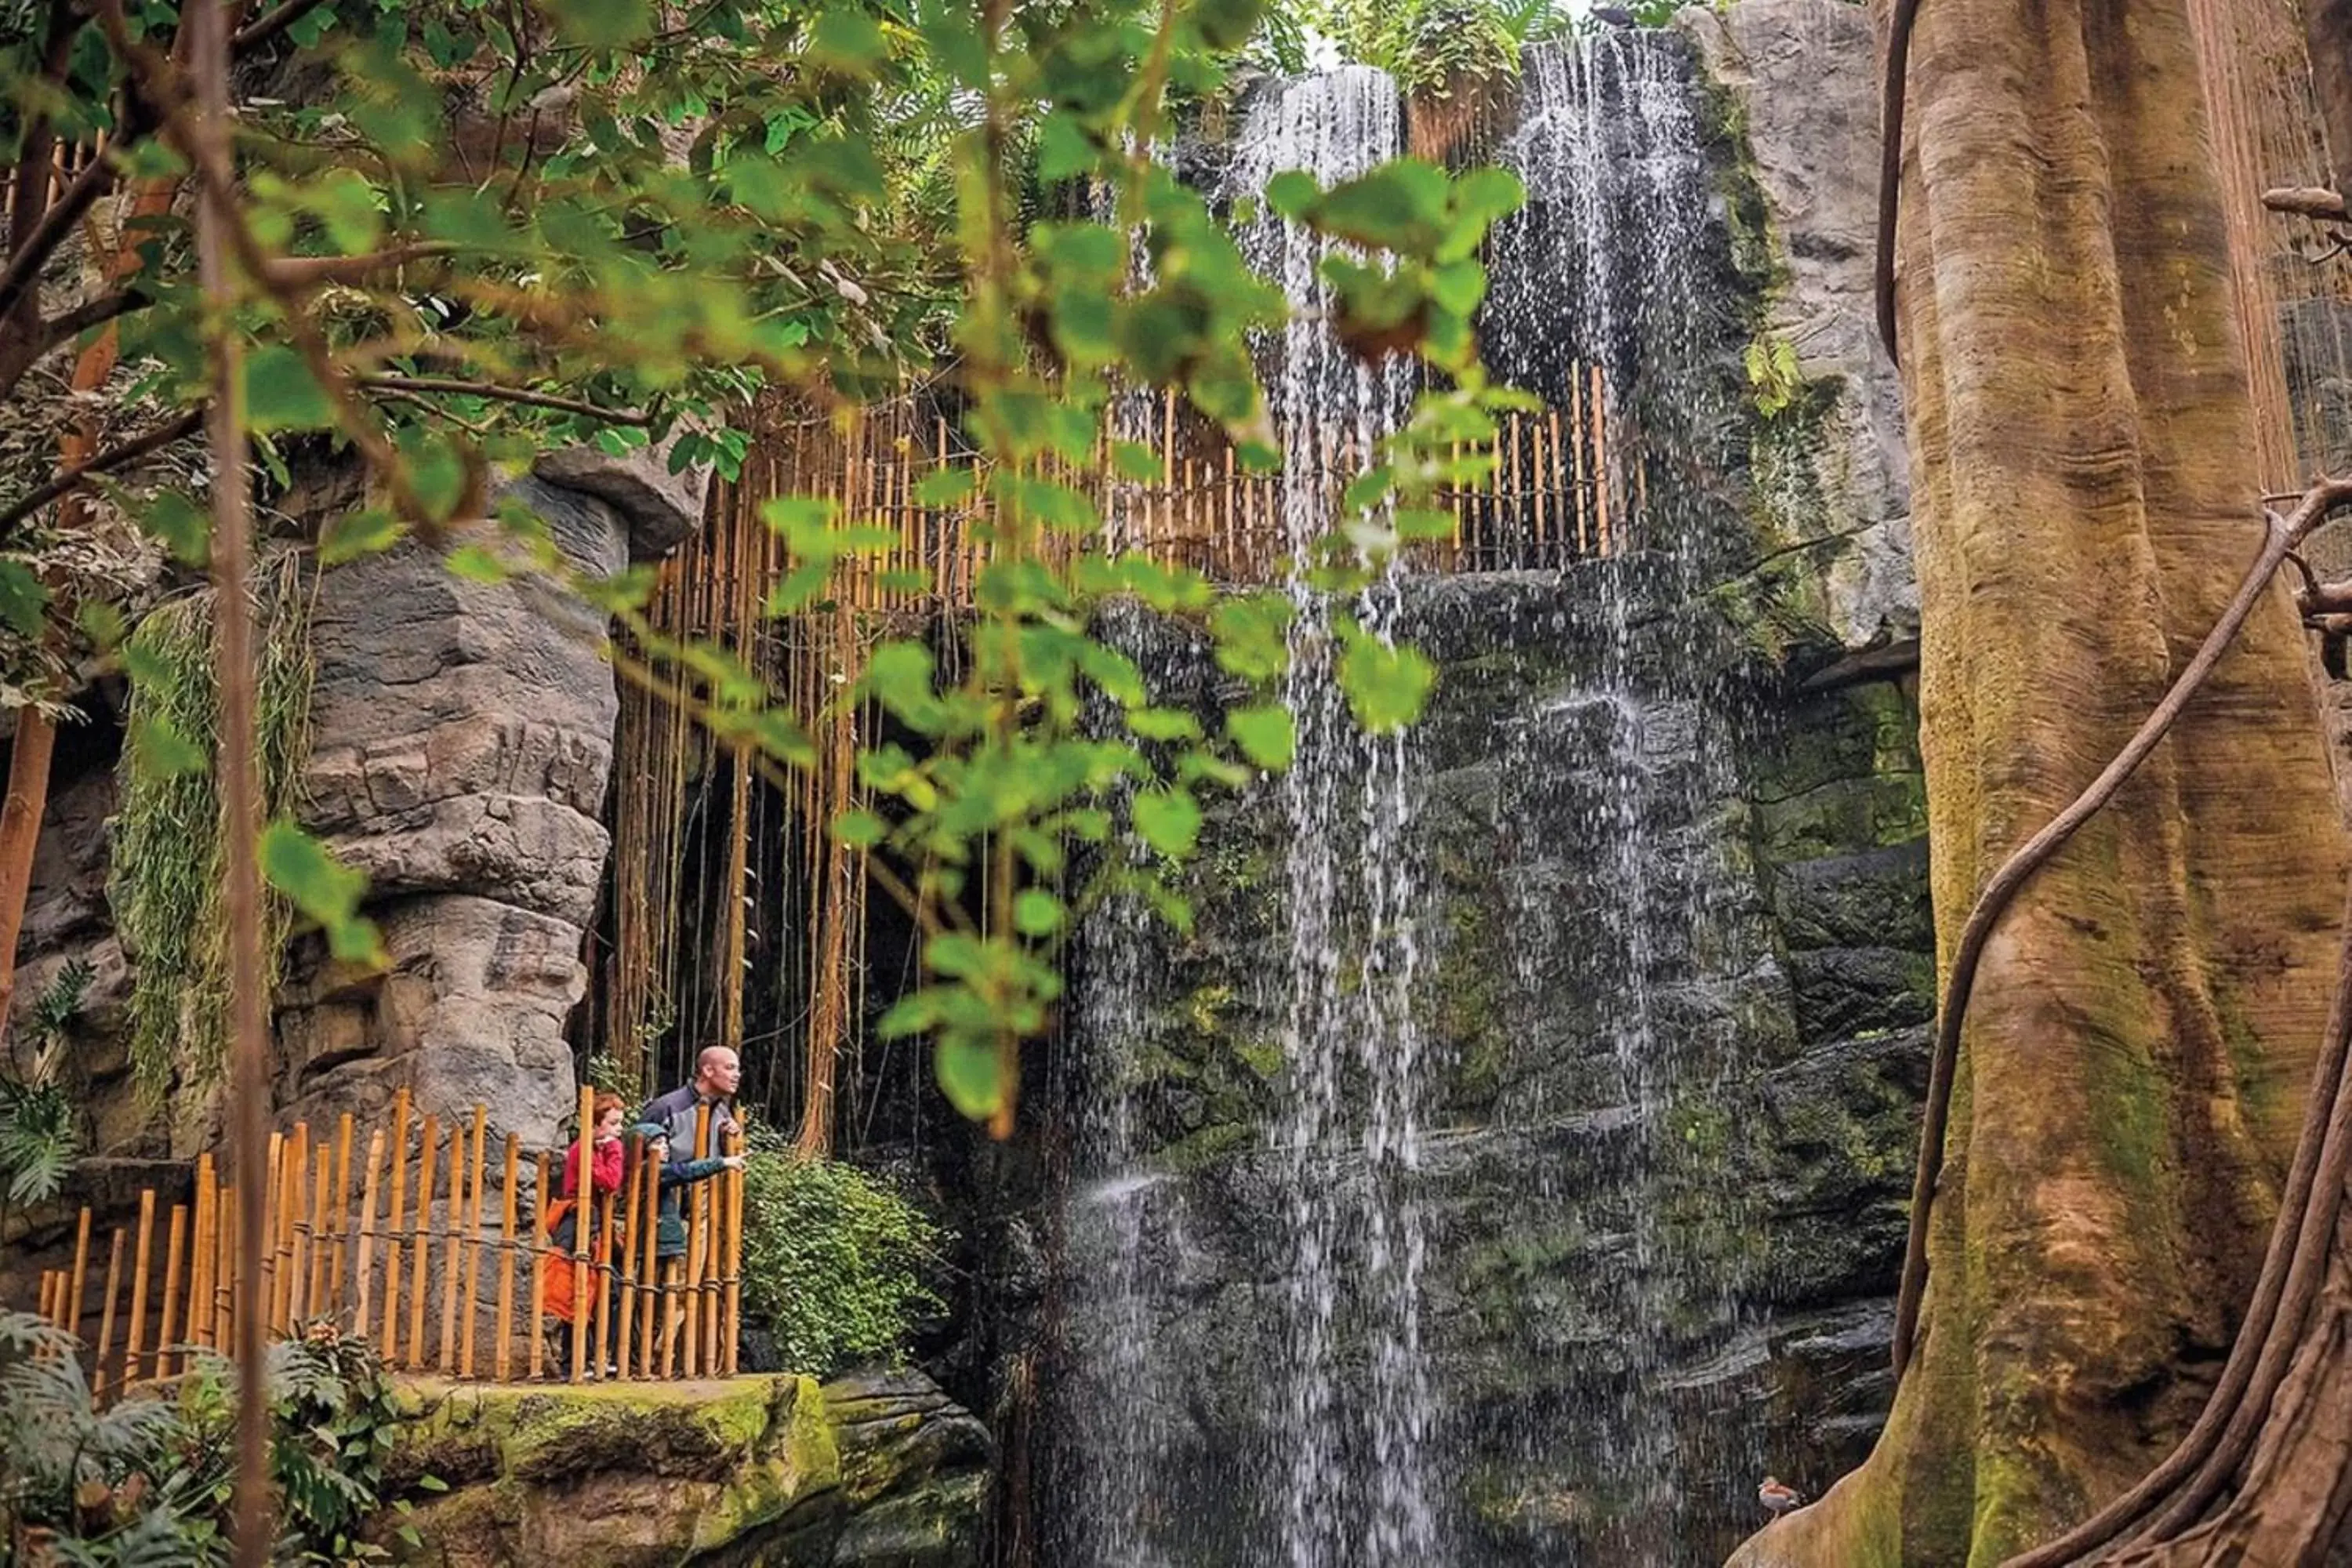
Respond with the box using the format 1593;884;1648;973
1057;31;1773;1568
1221;65;1436;1568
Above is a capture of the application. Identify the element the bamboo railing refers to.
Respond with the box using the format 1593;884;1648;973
26;1085;749;1400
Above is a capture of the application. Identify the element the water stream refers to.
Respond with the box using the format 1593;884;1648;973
1061;32;1768;1566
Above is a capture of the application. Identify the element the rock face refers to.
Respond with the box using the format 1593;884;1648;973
1039;578;1929;1566
278;474;681;1148
379;1371;990;1567
1686;0;1915;653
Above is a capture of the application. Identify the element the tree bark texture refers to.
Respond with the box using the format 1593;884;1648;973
1729;0;2352;1563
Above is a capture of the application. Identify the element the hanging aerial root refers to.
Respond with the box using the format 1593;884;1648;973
1892;474;2352;1380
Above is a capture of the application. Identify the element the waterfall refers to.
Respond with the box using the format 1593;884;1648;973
1222;66;1437;1568
1057;32;1769;1568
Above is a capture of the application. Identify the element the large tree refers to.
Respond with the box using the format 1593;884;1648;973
1732;0;2352;1562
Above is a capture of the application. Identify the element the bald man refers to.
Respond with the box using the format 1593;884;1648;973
640;1046;742;1159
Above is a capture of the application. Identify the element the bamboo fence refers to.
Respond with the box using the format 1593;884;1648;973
27;1085;749;1403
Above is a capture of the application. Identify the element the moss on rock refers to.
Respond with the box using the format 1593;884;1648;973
376;1373;985;1567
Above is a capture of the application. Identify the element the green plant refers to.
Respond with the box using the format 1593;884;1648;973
1316;0;1523;96
0;1312;408;1567
109;561;314;1095
0;960;90;1213
738;1127;948;1375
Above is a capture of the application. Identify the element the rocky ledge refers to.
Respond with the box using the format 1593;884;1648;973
379;1370;990;1566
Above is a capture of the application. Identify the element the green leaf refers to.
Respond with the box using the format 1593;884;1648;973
1127;706;1201;742
136;488;211;565
242;345;335;435
1336;624;1437;735
808;6;887;71
260;818;387;966
131;713;207;779
0;561;48;637
1131;788;1201;858
444;544;510;583
935;1037;1002;1119
912;467;976;507
546;0;653;49
1013;888;1063;937
833;809;886;848
319;508;404;566
1193;0;1265;49
1225;705;1295;771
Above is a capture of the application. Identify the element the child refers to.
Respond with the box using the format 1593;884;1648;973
541;1094;627;1373
629;1121;745;1375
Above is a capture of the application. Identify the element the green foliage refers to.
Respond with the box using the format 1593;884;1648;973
109;568;314;1094
0;1314;406;1566
1312;0;1525;96
0;960;89;1212
8;0;1536;1134
1744;333;1805;418
737;1130;946;1376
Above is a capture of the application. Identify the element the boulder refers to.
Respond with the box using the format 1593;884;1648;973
379;1371;990;1567
282;476;633;1146
533;430;713;560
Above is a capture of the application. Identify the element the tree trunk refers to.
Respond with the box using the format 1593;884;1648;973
1729;0;2352;1562
0;709;56;1035
2307;0;2352;201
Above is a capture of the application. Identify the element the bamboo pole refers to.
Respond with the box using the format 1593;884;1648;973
1590;361;1610;556
615;1147;644;1380
723;1127;744;1376
590;1171;618;1378
38;1272;56;1338
93;1225;125;1399
461;1105;488;1377
529;1149;550;1381
638;1142;661;1378
1570;371;1589;557
282;1125;309;1327
682;1103;710;1376
327;1112;354;1309
188;1163;214;1352
406;1114;438;1369
124;1190;155;1392
302;1142;330;1323
494;1133;520;1381
437;1120;467;1371
260;1131;283;1334
1533;408;1550;554
66;1204;91;1342
352;1130;386;1348
156;1204;187;1381
381;1091;412;1361
569;1085;591;1383
212;1174;234;1351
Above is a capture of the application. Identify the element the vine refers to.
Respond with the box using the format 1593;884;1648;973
109;556;314;1097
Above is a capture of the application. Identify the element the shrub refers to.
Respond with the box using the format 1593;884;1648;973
0;1313;407;1566
738;1131;948;1376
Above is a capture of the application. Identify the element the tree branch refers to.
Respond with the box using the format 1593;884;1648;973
259;241;457;288
229;0;336;51
0;406;206;537
0;157;124;328
359;374;654;425
2263;186;2351;223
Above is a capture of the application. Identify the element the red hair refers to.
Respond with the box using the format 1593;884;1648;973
592;1091;626;1125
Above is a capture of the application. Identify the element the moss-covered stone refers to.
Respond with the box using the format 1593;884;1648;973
377;1372;987;1567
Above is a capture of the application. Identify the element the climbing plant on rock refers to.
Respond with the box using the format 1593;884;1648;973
110;558;314;1095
